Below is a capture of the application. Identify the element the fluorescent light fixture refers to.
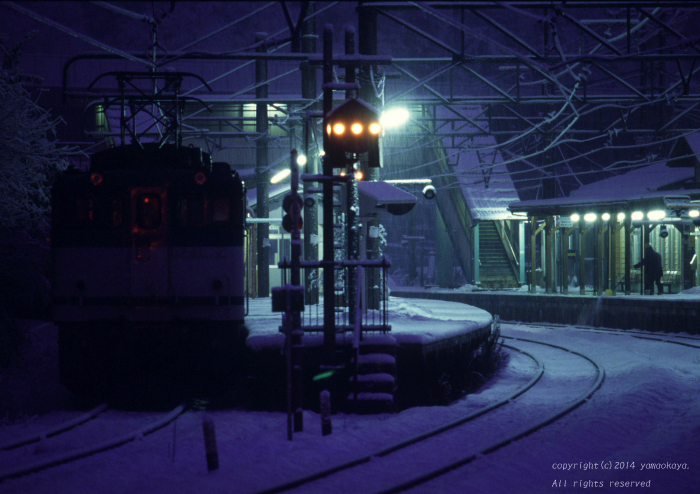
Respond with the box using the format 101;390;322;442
689;210;699;218
631;211;644;221
570;214;580;222
271;169;291;184
584;213;597;222
647;210;666;221
602;213;611;221
297;154;307;166
380;108;410;128
617;212;626;221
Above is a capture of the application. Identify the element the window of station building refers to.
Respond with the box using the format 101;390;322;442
136;194;162;229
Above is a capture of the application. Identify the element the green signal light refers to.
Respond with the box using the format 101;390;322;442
312;370;335;381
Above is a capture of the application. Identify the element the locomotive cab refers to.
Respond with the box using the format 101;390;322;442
52;144;247;403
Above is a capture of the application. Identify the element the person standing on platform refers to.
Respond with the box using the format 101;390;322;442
634;243;663;295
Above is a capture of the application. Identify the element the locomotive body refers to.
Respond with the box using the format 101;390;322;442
51;144;247;401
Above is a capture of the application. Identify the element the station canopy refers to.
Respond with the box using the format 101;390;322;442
508;161;700;218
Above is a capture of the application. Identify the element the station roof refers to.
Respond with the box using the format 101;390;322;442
508;161;700;216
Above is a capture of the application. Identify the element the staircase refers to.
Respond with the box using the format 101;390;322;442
479;220;520;289
348;334;397;414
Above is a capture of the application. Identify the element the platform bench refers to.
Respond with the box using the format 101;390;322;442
660;270;680;294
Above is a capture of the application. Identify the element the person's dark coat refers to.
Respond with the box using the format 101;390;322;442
634;244;663;293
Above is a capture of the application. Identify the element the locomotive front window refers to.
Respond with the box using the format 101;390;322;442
212;198;230;223
179;198;206;227
72;196;124;229
178;197;230;226
137;193;162;229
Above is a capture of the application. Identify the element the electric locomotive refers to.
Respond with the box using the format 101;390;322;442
51;143;247;402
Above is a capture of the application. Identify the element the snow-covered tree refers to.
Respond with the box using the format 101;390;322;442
0;33;69;329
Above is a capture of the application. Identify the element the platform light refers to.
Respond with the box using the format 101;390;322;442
648;210;666;221
570;213;580;222
271;169;291;184
689;209;700;218
617;212;626;221
584;213;597;222
631;211;644;221
355;170;364;180
380;107;410;128
602;213;611;221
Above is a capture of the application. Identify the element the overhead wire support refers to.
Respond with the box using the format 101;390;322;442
2;1;155;69
90;1;155;24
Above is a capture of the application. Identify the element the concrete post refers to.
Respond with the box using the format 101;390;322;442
256;32;270;297
302;1;319;305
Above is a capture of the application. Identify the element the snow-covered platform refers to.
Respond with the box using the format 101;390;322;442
241;297;493;412
392;287;700;334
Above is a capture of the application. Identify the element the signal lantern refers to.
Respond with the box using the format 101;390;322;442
325;98;382;165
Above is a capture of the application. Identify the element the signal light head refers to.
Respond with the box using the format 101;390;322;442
332;123;346;135
194;171;207;185
351;123;363;135
90;172;103;186
369;122;381;135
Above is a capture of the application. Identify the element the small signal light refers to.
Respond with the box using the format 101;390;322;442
332;123;346;135
369;122;381;135
90;172;103;186
355;170;364;180
351;123;363;135
194;172;207;185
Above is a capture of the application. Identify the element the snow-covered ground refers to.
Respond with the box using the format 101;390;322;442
0;296;699;494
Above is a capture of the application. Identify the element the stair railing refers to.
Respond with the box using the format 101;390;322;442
495;221;520;280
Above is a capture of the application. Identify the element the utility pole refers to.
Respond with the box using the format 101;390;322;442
302;1;319;306
256;32;270;297
345;25;360;325
358;5;382;309
322;24;336;366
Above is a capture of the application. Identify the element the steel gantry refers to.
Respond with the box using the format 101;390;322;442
7;0;700;288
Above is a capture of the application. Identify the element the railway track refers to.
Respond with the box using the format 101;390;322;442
505;321;700;349
0;403;186;481
253;336;604;494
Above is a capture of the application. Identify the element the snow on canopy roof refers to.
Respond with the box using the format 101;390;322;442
456;141;520;220
509;161;700;214
358;180;417;204
432;105;520;220
246;183;289;208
